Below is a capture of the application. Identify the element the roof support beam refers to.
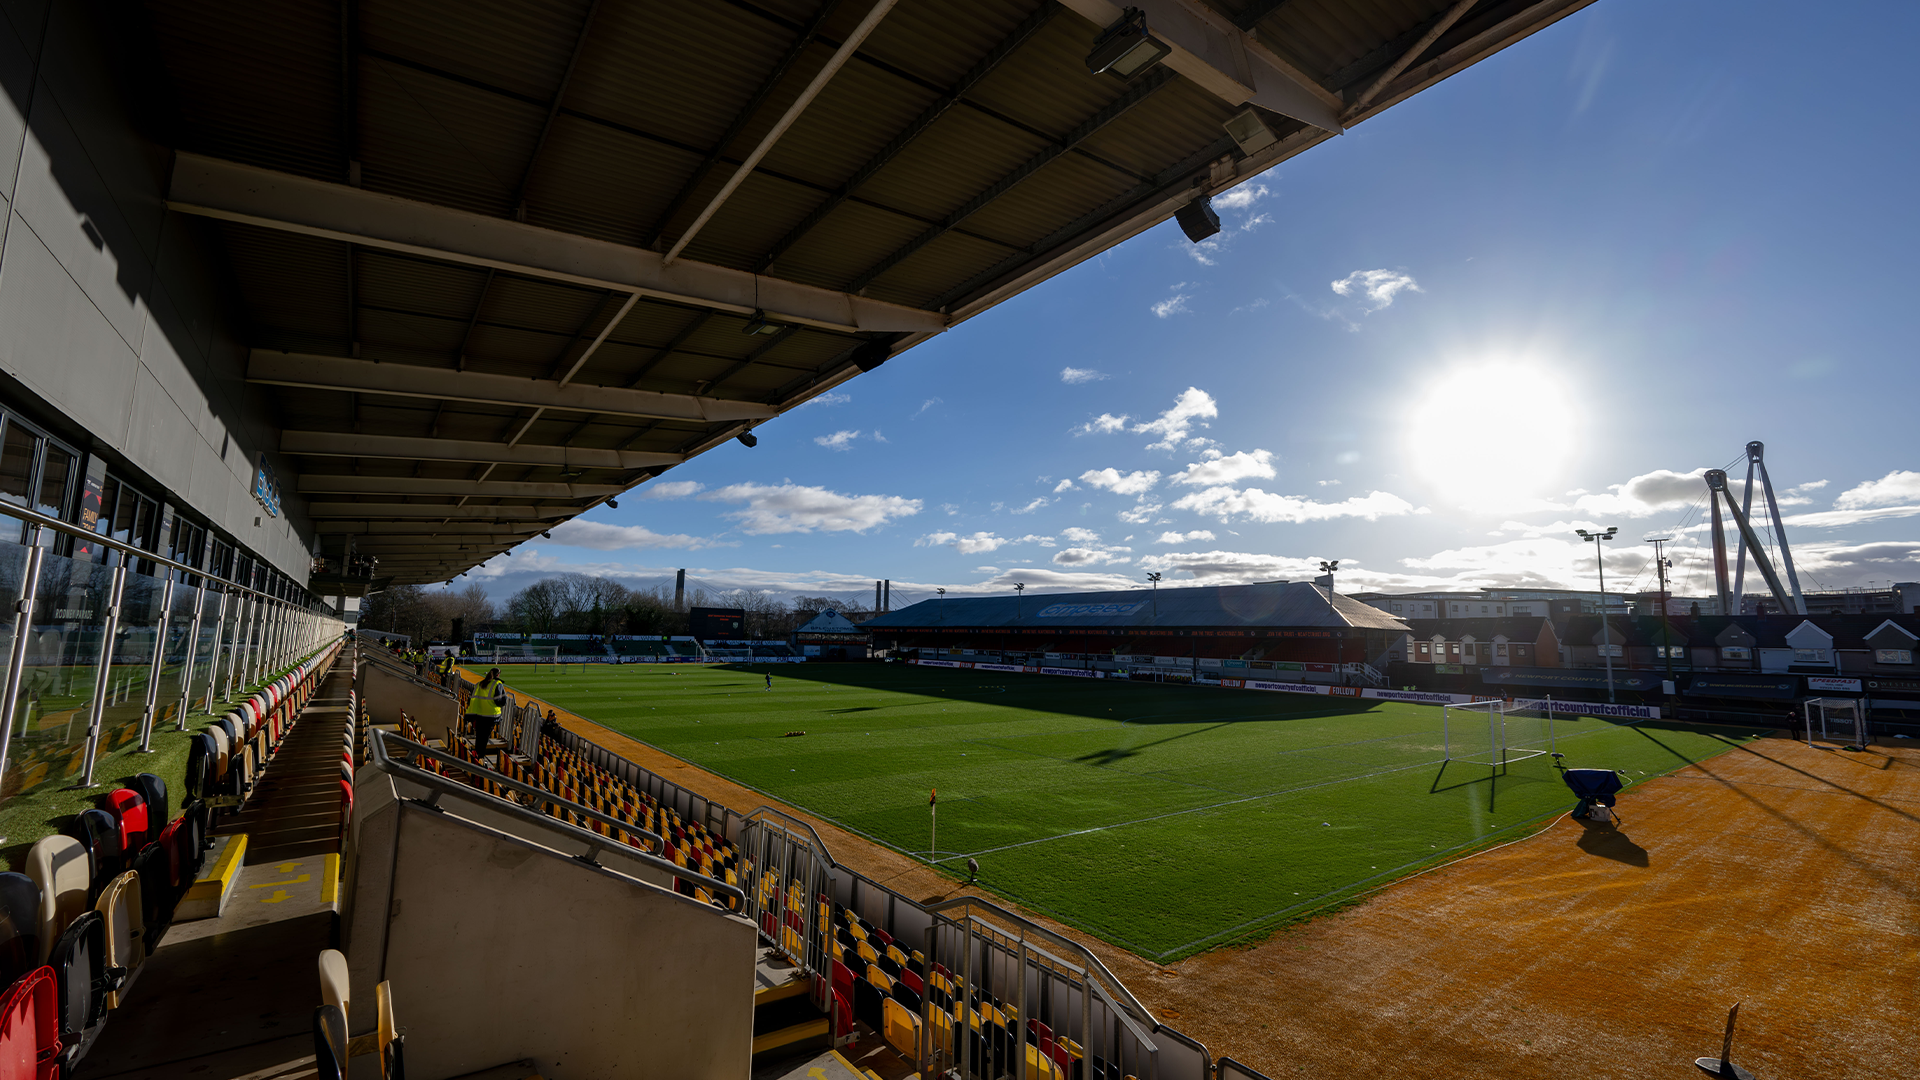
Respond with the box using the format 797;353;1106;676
282;430;683;470
296;475;623;499
1056;0;1343;131
647;0;847;248
661;0;901;266
1347;0;1477;117
848;68;1175;294
758;1;1061;274
248;350;777;422
305;502;575;521
168;153;946;336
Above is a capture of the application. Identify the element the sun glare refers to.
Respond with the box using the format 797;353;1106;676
1404;361;1576;507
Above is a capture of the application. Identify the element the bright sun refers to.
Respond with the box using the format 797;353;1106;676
1404;362;1576;506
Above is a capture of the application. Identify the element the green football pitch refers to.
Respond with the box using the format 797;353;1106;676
501;663;1765;960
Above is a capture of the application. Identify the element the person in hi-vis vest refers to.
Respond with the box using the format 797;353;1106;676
466;667;508;750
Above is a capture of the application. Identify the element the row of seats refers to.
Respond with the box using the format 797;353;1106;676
0;772;207;1072
433;730;745;909
824;904;1139;1080
184;645;339;817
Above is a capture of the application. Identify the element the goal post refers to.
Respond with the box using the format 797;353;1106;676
493;644;560;671
1444;698;1554;770
1443;699;1503;767
1805;697;1867;751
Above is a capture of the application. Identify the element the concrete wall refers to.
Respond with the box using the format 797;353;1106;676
0;0;314;581
358;660;459;736
345;774;756;1080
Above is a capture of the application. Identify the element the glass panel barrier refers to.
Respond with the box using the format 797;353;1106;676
155;579;199;734
94;565;166;762
8;551;113;795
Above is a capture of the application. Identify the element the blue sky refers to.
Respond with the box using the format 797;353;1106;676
461;0;1920;609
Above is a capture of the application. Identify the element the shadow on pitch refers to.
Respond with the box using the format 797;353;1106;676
1574;817;1648;867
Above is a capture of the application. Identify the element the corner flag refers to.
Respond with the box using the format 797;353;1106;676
929;787;937;806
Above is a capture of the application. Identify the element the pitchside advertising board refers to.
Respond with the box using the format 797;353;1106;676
905;660;1663;717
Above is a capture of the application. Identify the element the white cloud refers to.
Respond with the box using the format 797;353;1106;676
874;430;888;443
1172;448;1275;487
1156;530;1215;544
1138;550;1329;584
641;480;704;499
1079;468;1161;496
1060;367;1109;384
1782;505;1920;529
1053;478;1077;493
1078;413;1131;435
918;531;1052;555
1151;290;1191;318
1171;486;1416;524
699;483;920;534
1330;269;1422;311
796;392;850;408
1789;479;1829;494
914;397;942;418
1835;470;1920;510
1132;387;1218;451
1570;468;1710;517
544;519;714;551
815;429;861;451
1010;497;1049;514
1060;527;1102;543
1117;501;1162;524
1214;182;1269;211
1053;547;1132;567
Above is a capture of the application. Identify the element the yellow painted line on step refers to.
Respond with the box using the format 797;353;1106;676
249;873;311;889
321;853;339;905
195;833;248;892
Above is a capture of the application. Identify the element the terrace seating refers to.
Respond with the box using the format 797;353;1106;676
0;876;41;992
92;872;143;1010
47;911;110;1064
314;949;405;1079
24;839;88;966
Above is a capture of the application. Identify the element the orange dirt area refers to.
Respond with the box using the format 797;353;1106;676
530;692;1917;1080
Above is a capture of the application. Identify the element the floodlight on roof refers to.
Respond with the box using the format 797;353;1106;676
1223;108;1277;156
737;431;758;448
741;310;782;335
1086;8;1169;79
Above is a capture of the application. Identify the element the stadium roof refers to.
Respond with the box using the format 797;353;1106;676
138;0;1595;585
865;581;1411;631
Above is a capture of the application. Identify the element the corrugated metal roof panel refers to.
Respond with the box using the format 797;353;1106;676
865;582;1414;631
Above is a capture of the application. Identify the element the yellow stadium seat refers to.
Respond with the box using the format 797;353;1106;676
856;940;878;964
865;966;891;994
1025;1043;1060;1079
885;944;907;967
882;997;921;1058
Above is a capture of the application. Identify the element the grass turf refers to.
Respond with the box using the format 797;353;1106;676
504;663;1766;960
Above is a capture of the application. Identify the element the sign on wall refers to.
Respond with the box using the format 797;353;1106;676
253;451;282;518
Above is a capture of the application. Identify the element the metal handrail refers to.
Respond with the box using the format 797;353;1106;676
742;805;835;865
367;728;744;903
0;499;328;609
921;895;1158;1027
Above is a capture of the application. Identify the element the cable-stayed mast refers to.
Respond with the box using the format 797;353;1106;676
1705;441;1805;615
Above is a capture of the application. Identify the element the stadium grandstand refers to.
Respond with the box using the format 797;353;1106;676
864;581;1410;684
0;0;1637;1076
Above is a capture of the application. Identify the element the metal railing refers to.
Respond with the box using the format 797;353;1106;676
0;500;342;794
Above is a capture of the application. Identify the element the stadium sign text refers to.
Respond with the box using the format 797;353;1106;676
1035;602;1148;618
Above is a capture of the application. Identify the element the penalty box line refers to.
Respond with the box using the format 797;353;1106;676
935;756;1443;866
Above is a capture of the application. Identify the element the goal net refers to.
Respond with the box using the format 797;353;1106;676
493;645;560;671
1444;698;1554;769
1805;697;1866;750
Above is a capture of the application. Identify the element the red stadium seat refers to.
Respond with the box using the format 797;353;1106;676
0;966;60;1080
104;790;148;853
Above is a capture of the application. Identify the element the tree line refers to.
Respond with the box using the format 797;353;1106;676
357;573;880;642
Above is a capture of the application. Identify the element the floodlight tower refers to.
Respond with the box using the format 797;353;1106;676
1575;528;1618;703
